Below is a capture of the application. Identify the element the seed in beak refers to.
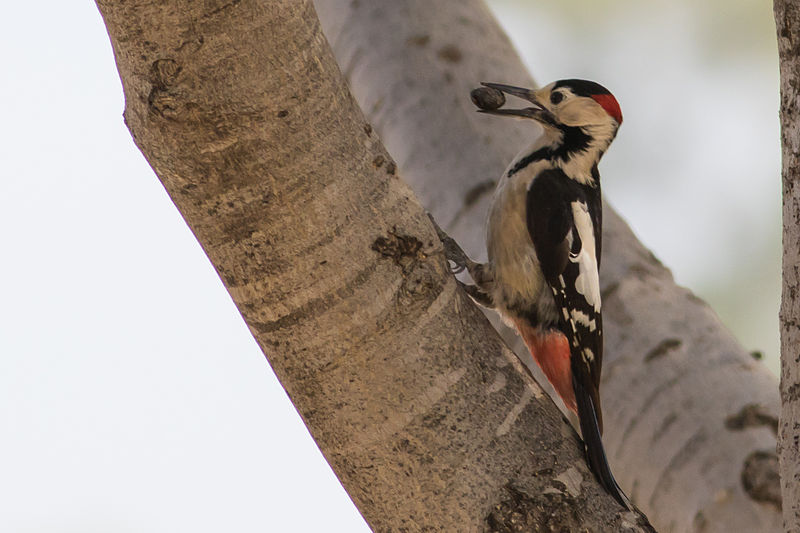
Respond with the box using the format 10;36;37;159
470;86;506;111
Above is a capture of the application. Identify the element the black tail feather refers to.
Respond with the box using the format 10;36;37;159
573;376;632;510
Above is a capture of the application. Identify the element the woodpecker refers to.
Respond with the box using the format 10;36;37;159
452;79;629;508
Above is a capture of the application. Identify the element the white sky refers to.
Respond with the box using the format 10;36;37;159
1;2;369;532
0;1;779;532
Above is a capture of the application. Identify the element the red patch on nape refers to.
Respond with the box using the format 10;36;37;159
591;93;623;124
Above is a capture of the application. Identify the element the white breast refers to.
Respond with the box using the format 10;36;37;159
485;139;554;322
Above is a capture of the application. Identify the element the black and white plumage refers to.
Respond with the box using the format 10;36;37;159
461;79;629;508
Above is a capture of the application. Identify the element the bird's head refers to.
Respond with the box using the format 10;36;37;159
479;79;622;135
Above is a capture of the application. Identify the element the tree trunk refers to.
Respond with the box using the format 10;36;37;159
315;1;783;531
95;0;654;530
776;1;800;531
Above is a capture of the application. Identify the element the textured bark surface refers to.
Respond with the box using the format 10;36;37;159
776;1;800;530
315;1;783;531
95;0;654;530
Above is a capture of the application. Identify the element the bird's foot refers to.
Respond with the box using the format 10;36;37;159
428;213;495;308
428;213;470;274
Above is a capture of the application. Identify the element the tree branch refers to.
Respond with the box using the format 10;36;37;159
775;0;800;530
95;0;653;530
315;1;782;530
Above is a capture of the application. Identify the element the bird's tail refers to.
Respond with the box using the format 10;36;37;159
573;375;632;510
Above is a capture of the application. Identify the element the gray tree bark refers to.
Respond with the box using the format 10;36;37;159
95;0;654;531
315;1;783;532
775;1;800;531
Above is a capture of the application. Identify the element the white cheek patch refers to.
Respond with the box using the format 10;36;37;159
570;201;601;313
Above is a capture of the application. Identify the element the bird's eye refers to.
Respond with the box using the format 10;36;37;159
550;91;564;105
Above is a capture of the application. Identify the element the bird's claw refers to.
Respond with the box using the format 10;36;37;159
427;212;470;273
449;262;466;275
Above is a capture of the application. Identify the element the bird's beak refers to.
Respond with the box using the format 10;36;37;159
478;82;557;125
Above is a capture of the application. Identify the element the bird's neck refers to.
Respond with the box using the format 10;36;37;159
505;122;616;185
548;123;615;186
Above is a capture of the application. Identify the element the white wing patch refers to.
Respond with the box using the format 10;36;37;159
570;201;601;312
570;309;597;332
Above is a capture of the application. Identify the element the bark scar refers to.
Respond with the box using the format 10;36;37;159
741;450;781;509
464;179;496;207
644;338;682;362
202;0;242;19
724;403;778;435
148;58;183;119
371;228;426;272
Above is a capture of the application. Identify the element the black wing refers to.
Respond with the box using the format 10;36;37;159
527;168;630;509
526;168;603;422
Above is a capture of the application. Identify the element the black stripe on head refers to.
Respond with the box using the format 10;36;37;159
554;79;611;97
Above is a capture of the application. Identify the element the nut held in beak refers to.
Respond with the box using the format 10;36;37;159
470;86;506;110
